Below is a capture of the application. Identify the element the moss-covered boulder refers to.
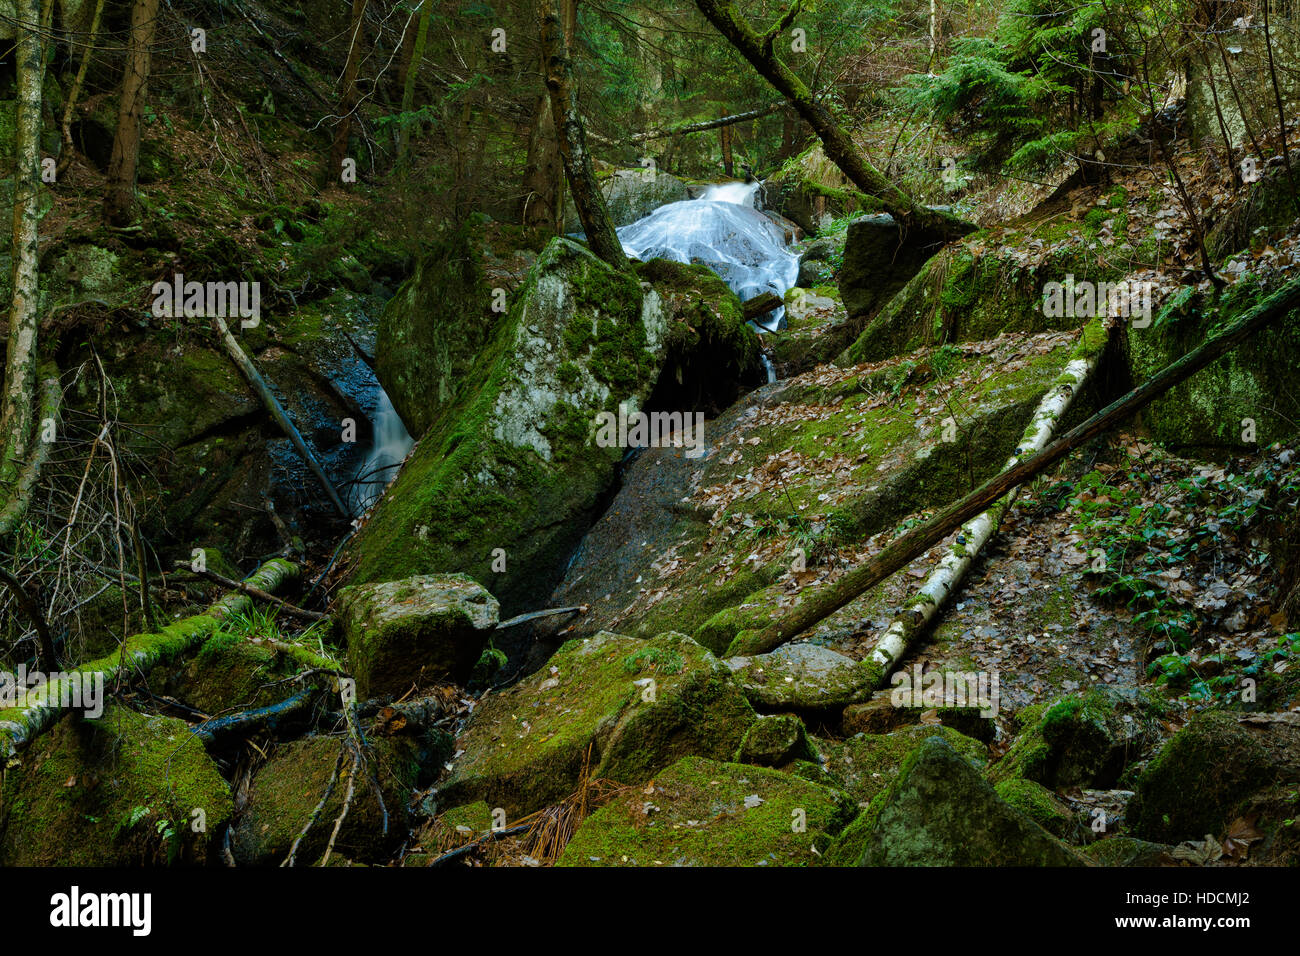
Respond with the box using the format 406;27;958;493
825;725;988;806
734;713;817;766
230;733;419;865
634;258;762;412
343;238;670;613
0;705;233;866
1127;277;1300;451
725;643;883;709
989;686;1162;790
841;234;1118;365
994;777;1088;844
841;691;997;742
854;736;1088;866
437;631;757;816
374;215;504;438
557;754;854;866
837;213;949;322
338;573;500;697
1127;710;1300;844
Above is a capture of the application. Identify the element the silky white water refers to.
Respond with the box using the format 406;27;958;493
617;180;798;346
351;388;414;515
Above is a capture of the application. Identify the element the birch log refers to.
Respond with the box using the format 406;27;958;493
869;319;1110;677
0;558;300;758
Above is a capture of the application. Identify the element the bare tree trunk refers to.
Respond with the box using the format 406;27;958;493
522;90;563;231
540;0;628;271
1;0;46;501
59;0;106;176
720;117;734;176
104;0;160;225
693;0;973;242
330;0;369;179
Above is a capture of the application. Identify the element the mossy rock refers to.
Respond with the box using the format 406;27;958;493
734;713;817;767
1127;709;1300;844
989;686;1161;790
724;643;883;709
994;777;1089;844
0;705;233;865
635;257;762;412
826;725;988;807
437;631;757;817
562;166;689;232
337;573;500;697
1084;836;1173;867
1126;277;1300;451
557;755;854;866
837;213;948;322
343;237;672;615
375;214;502;438
853;736;1088;866
230;733;419;865
841;238;1115;365
841;692;997;743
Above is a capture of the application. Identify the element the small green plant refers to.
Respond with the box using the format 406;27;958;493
622;647;685;675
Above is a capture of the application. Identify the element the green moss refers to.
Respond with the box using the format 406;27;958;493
0;705;233;865
994;778;1080;842
557;755;854;866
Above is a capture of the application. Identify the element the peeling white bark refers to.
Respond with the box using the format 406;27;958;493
870;324;1111;678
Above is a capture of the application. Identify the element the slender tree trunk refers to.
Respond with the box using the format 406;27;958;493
693;0;973;242
540;0;628;271
522;91;563;231
397;0;433;165
1262;0;1300;214
2;0;46;500
330;0;369;180
58;0;107;176
731;277;1300;656
104;0;160;225
720;117;734;176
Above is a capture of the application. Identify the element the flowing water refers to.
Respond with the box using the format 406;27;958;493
350;387;414;516
617;180;798;377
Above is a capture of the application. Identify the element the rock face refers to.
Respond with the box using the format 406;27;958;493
823;725;988;805
836;213;947;321
563;167;690;231
0;706;233;865
548;327;1097;650
343;238;668;613
558;755;853;866
436;631;757;816
726;643;882;709
374;215;507;438
854;737;1087;866
1127;710;1300;845
338;573;501;696
230;734;420;865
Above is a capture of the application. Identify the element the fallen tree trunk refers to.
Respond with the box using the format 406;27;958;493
693;0;974;243
214;317;348;517
631;103;784;142
190;686;319;747
868;320;1109;679
175;560;327;622
730;276;1300;657
0;558;300;758
742;291;784;321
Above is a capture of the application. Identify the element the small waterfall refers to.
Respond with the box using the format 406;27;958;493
617;181;797;339
350;389;414;516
